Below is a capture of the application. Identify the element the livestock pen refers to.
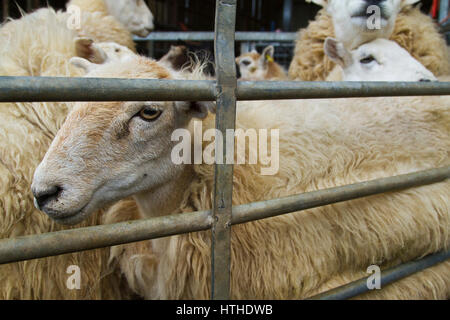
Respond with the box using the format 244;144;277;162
0;0;449;300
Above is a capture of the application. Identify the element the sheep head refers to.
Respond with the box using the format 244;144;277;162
235;46;276;80
104;0;154;37
32;56;214;225
71;37;136;73
324;37;436;81
307;0;420;49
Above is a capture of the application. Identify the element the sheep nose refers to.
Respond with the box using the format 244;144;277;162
419;78;432;82
33;185;62;210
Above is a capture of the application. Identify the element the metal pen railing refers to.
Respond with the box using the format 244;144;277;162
0;0;449;300
133;31;297;42
1;77;449;102
0;166;448;267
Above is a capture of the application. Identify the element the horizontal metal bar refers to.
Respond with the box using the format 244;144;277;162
1;77;449;102
231;166;450;225
134;32;297;42
308;249;450;300
0;77;217;102
0;166;448;265
0;210;213;265
236;81;450;100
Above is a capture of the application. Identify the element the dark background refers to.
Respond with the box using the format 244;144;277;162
0;0;440;69
0;0;435;31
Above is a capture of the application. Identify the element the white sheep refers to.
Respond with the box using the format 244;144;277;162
235;46;288;81
290;0;450;80
33;39;449;299
0;4;146;299
324;37;436;81
67;0;154;46
307;0;420;49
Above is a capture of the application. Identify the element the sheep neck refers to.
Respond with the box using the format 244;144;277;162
133;165;195;219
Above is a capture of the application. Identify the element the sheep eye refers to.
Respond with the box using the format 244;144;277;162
360;55;376;64
241;60;251;66
139;106;162;121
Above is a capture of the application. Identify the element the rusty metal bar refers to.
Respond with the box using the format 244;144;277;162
0;166;448;266
308;249;450;300
1;78;449;103
211;0;237;300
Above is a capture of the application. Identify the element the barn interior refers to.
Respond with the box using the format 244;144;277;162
0;0;447;68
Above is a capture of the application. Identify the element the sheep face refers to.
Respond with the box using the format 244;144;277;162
104;0;154;37
310;0;419;49
73;38;136;69
324;37;437;81
32;57;214;225
236;46;275;80
95;42;136;62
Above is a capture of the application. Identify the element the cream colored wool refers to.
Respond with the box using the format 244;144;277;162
67;0;136;51
289;6;450;81
104;93;450;299
0;9;133;299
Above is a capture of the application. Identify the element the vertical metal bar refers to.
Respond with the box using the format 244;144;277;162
439;0;448;22
26;0;32;12
146;40;154;58
2;0;9;20
282;0;293;31
211;0;237;300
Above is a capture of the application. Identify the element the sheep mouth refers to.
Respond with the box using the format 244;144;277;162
133;28;153;38
43;203;90;226
51;210;86;226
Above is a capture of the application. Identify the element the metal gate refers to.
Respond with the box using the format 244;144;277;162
0;0;449;300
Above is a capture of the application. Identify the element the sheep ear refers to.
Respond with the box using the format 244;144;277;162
70;57;98;73
401;0;420;8
305;0;328;7
74;37;94;58
74;37;107;64
260;46;275;66
176;101;216;119
324;37;351;68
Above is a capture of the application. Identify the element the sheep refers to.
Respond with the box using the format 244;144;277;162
323;37;436;81
289;0;450;80
235;46;288;81
32;40;449;299
158;45;191;71
73;37;136;67
158;45;216;78
67;0;154;50
0;8;142;299
0;0;146;77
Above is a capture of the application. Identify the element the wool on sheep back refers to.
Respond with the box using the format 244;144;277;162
67;0;136;51
289;6;450;81
105;95;450;299
0;8;133;299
